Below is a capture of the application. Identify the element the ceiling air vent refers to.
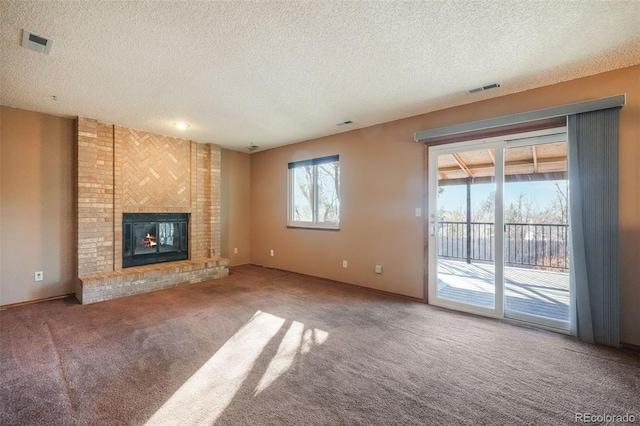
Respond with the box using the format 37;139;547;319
337;120;353;126
467;83;500;95
247;144;260;152
21;29;54;54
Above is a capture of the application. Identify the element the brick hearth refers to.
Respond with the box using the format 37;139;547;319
76;258;229;304
76;117;228;304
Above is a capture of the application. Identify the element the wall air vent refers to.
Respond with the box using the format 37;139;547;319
467;83;501;95
21;29;54;54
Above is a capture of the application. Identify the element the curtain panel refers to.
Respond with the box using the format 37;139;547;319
568;108;620;346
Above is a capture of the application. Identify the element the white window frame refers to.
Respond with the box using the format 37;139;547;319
287;155;340;230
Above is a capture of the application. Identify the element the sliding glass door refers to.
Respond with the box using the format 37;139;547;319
502;135;570;329
428;141;504;319
428;130;571;331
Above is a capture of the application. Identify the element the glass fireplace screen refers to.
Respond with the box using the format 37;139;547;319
122;213;189;268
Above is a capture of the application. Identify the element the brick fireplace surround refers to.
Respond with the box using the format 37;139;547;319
75;118;228;304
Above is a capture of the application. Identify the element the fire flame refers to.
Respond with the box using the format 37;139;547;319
143;233;157;247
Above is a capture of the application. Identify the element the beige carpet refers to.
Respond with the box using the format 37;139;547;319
1;265;639;425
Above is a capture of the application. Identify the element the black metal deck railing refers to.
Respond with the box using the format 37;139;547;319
437;221;569;271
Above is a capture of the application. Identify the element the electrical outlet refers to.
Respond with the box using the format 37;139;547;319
270;249;274;257
342;260;348;268
375;265;382;274
234;248;238;254
35;271;43;281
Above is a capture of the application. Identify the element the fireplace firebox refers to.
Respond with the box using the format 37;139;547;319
122;213;189;268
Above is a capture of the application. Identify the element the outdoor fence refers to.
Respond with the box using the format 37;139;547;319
437;221;570;271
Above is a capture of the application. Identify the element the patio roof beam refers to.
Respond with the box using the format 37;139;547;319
451;153;475;178
438;156;566;175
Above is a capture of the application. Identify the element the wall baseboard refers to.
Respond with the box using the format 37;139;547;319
246;263;424;303
620;342;640;353
1;293;75;310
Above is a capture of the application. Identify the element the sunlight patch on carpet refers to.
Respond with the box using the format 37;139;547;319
254;322;328;396
145;310;329;425
145;310;284;425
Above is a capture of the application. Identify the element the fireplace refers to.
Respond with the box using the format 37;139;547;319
122;213;189;268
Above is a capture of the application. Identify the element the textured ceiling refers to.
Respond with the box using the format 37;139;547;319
1;1;639;152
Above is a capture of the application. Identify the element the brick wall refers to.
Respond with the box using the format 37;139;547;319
77;117;222;278
77;119;115;276
76;258;229;304
122;128;192;209
210;146;221;258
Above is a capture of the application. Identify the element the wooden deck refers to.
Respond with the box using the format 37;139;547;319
437;259;569;322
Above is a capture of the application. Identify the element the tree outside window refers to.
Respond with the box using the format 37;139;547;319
288;156;339;229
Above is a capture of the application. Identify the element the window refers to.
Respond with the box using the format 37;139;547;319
288;155;340;229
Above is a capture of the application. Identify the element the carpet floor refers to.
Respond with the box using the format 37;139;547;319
1;265;639;425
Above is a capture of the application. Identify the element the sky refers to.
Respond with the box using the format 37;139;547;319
438;180;568;214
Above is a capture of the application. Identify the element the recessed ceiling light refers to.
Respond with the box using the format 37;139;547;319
173;122;190;130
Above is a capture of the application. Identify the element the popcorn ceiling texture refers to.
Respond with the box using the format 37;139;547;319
1;1;639;150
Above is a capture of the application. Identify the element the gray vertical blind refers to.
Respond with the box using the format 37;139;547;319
568;108;620;347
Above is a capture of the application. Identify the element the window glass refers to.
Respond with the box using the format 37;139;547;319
288;156;339;229
316;162;339;224
292;166;313;222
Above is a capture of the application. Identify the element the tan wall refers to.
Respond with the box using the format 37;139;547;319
250;65;640;345
221;149;251;266
250;128;425;298
0;106;76;305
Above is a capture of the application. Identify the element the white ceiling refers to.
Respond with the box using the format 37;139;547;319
1;1;639;152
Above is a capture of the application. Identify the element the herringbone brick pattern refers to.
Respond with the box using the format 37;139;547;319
122;128;191;208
